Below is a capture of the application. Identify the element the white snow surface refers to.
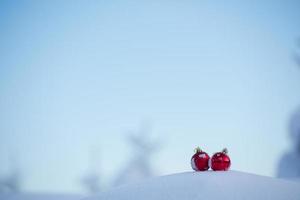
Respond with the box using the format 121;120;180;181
1;171;300;200
84;171;300;200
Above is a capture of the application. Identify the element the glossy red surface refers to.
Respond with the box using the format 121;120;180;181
191;151;210;171
210;152;231;171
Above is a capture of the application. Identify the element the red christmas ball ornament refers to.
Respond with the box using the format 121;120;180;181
211;148;231;171
191;147;210;171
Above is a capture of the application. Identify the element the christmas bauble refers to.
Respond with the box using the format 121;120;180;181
211;148;231;171
191;147;210;171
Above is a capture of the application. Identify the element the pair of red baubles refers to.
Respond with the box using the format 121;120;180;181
191;147;231;171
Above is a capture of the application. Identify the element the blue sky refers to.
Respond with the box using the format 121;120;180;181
1;0;300;193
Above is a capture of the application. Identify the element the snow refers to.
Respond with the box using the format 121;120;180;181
1;171;300;200
84;171;300;200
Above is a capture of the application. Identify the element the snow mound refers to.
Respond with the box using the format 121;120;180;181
85;171;300;200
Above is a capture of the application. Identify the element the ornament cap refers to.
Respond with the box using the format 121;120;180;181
194;147;202;153
222;148;228;154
